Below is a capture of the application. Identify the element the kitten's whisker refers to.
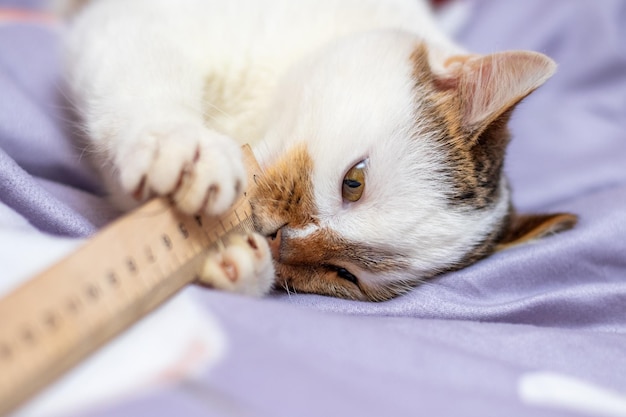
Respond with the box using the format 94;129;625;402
282;281;291;297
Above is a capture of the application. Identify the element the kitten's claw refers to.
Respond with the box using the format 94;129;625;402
198;233;275;297
116;123;245;215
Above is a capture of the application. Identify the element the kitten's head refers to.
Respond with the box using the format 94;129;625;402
251;31;576;301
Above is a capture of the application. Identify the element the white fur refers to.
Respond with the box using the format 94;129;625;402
64;0;518;296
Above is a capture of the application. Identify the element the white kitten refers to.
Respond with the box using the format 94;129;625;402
62;0;576;301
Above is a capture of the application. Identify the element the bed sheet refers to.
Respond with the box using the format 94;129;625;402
1;1;625;416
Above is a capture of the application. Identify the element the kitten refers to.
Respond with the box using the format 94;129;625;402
62;0;576;301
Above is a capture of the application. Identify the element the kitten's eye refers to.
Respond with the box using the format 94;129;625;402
336;268;358;285
342;160;366;202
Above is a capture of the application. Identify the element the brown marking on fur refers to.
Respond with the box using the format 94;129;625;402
496;212;578;250
277;227;410;272
251;144;413;301
410;44;502;210
250;143;317;233
275;265;367;300
273;257;418;302
410;44;540;211
410;43;576;269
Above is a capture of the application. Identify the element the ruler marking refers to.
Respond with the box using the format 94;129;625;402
107;271;119;286
66;297;81;315
21;327;35;346
43;311;58;330
178;222;189;239
86;284;100;301
162;234;173;250
126;258;138;274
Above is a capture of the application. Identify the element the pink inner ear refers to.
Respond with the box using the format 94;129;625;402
442;51;557;129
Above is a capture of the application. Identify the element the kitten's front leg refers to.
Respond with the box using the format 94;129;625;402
199;233;275;297
114;122;276;295
66;1;273;296
114;120;245;215
66;1;246;215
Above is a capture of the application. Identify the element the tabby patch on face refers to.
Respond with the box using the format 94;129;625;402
250;143;317;235
251;144;415;301
409;43;510;212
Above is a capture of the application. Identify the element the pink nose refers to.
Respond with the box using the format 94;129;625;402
267;228;282;260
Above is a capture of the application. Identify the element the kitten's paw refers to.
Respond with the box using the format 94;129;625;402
198;233;275;297
116;123;245;215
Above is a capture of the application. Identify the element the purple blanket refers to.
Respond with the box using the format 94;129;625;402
1;1;625;416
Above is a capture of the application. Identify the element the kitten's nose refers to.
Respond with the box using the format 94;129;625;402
267;228;282;260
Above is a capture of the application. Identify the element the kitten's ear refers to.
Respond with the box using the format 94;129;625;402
435;51;557;133
496;212;578;250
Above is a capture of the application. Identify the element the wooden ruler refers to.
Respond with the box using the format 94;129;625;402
0;145;261;416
